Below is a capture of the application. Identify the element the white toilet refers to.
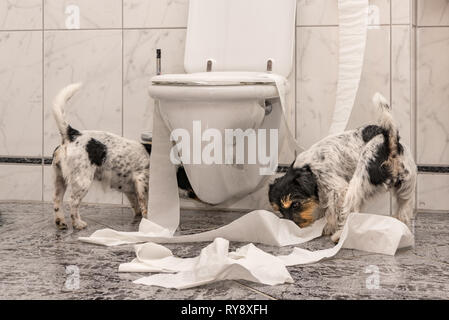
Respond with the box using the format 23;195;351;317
148;0;296;205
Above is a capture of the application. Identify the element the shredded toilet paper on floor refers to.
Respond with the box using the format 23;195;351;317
80;212;413;289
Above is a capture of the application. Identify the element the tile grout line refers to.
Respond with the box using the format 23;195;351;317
2;24;438;34
414;0;419;209
41;0;45;202
294;16;298;157
121;0;124;139
389;1;393;216
121;0;124;205
411;0;418;211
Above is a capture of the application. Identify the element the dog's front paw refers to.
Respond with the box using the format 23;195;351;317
73;219;88;230
322;223;335;236
55;218;68;230
331;230;343;243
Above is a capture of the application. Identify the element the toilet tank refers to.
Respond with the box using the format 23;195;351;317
184;0;296;77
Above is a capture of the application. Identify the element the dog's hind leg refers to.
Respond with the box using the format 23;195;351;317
133;172;148;218
52;160;68;229
69;170;94;230
125;192;142;217
393;152;417;228
331;135;386;243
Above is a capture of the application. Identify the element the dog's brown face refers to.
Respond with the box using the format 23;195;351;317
269;163;320;228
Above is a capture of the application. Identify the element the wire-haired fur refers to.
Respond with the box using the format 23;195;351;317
269;93;417;242
51;83;196;230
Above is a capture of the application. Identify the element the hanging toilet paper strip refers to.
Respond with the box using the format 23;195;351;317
146;101;180;234
328;0;369;135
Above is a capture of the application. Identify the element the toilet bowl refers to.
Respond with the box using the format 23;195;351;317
148;0;296;204
148;72;287;204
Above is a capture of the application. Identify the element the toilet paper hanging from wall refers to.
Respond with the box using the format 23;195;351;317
328;0;369;135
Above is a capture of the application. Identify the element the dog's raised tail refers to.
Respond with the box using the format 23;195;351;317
52;83;83;141
372;92;401;175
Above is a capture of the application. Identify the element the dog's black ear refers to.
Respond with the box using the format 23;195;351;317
290;159;296;168
294;165;318;197
286;159;296;174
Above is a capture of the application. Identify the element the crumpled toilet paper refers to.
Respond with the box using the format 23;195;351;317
127;238;294;289
80;212;413;289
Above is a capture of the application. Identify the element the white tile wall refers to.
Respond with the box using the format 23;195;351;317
0;0;448;214
0;165;42;201
0;0;42;30
392;0;411;24
417;27;449;165
296;0;391;26
123;0;189;28
417;0;449;26
43;30;123;156
0;31;42;156
296;26;339;149
392;26;412;149
44;0;122;29
417;174;449;211
415;0;449;214
123;28;186;141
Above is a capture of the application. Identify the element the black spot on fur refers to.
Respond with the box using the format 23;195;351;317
86;138;107;166
362;125;387;143
367;133;392;185
67;125;81;142
176;166;197;199
363;125;404;157
142;143;152;155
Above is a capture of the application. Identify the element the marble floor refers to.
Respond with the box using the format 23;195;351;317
0;201;447;300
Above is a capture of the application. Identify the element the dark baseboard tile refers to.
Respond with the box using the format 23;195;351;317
0;159;448;174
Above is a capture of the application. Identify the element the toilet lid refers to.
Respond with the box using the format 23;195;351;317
151;72;278;86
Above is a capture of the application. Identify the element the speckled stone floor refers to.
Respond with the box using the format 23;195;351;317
0;201;448;300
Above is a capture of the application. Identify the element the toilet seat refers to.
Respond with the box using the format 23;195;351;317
151;72;278;86
149;72;285;101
